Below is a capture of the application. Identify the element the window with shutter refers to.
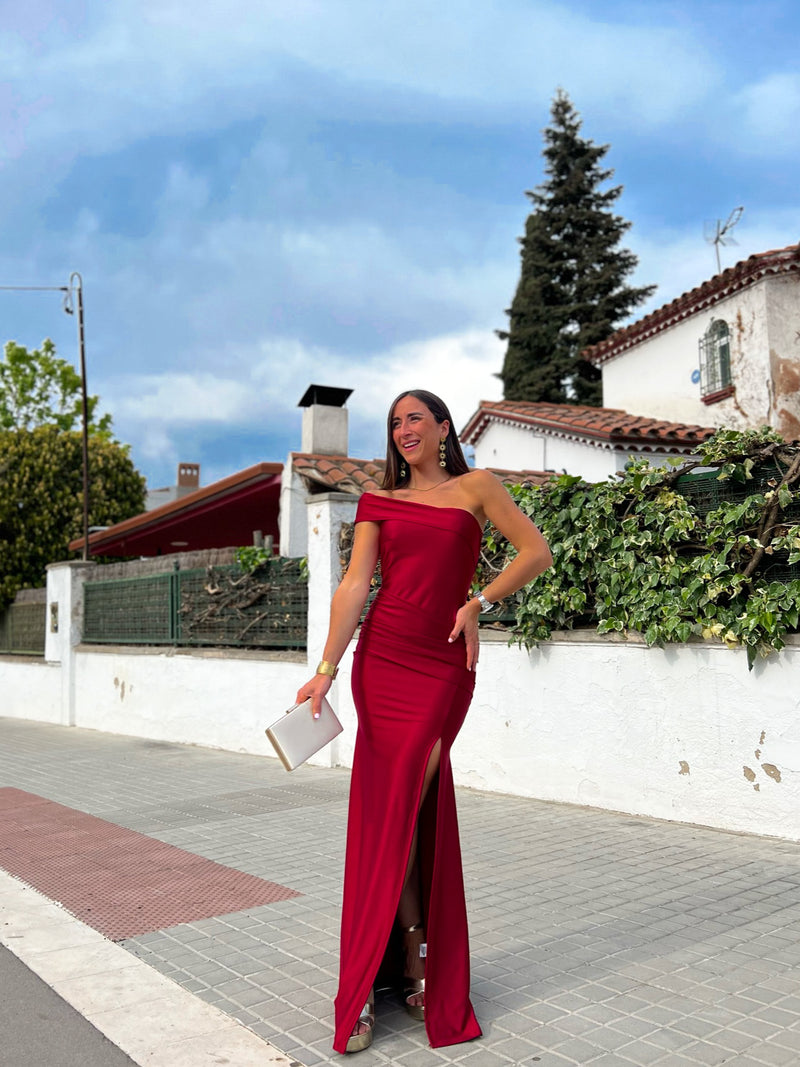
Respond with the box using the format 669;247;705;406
698;320;733;403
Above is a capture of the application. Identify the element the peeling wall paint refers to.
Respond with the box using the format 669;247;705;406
767;275;800;439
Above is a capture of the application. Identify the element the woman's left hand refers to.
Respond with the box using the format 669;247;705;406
448;599;481;671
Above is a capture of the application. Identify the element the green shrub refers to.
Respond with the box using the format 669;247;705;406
492;427;800;669
0;426;146;609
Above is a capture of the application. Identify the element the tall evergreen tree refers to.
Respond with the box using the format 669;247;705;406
498;90;655;405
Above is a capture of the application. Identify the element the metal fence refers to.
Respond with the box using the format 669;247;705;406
0;598;46;655
675;463;800;519
83;559;307;650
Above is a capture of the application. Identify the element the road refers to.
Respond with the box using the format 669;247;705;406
0;943;136;1067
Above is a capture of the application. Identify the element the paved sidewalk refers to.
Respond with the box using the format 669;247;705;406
2;717;800;1066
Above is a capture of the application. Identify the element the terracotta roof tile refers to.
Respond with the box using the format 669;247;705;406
291;453;385;494
486;467;552;487
583;243;800;366
461;400;715;452
290;452;551;493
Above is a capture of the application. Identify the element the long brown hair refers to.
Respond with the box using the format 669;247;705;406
381;389;470;490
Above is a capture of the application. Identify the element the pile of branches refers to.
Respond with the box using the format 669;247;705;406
179;558;306;645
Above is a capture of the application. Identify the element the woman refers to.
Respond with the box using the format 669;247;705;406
297;389;552;1054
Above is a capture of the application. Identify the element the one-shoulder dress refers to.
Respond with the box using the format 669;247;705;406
333;492;484;1052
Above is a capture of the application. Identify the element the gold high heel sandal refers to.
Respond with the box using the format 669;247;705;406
345;989;375;1053
402;922;426;1021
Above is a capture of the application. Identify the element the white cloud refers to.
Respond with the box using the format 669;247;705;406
78;178;516;381
248;327;505;429
351;330;504;439
733;72;800;151
248;328;506;459
104;327;505;477
4;0;721;165
109;372;258;423
135;424;178;467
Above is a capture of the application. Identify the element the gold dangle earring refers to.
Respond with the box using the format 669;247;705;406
439;438;447;468
400;458;407;480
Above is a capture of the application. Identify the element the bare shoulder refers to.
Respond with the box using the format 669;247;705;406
460;468;506;502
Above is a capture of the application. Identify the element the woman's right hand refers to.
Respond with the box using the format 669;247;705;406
296;673;333;720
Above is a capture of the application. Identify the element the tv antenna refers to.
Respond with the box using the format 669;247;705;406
704;206;744;274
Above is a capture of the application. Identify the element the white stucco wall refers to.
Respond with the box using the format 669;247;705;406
473;421;683;482
601;274;800;433
71;646;312;758
0;657;61;723
474;422;546;470
305;492;358;667
458;632;799;841
474;421;618;481
3;625;799;840
278;463;309;557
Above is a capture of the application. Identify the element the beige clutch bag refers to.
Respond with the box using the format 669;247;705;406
265;696;343;771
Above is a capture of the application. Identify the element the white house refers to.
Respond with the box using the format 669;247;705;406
461;243;800;479
584;242;800;439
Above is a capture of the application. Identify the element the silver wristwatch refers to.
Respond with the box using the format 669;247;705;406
476;592;495;614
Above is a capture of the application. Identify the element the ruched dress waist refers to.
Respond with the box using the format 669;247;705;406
357;589;475;691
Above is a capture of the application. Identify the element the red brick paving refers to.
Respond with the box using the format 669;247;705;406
0;788;300;940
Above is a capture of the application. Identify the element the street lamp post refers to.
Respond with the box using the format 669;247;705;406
0;273;90;560
65;273;90;561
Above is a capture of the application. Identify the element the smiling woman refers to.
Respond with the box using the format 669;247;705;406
386;390;471;487
295;387;552;1053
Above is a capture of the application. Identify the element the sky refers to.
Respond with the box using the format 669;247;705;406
1;0;799;491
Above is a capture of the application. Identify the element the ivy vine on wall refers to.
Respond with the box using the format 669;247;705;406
485;427;800;669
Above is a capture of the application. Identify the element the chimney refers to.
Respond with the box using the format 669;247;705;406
298;384;353;455
177;463;200;496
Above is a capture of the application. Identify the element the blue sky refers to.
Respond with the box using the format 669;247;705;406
1;0;799;490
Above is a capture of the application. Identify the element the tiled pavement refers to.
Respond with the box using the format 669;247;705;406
2;717;800;1066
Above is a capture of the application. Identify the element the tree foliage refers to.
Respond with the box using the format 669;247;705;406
0;427;146;609
479;427;800;669
0;339;113;436
498;90;655;405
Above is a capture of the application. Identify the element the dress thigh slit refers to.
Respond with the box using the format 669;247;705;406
334;642;480;1051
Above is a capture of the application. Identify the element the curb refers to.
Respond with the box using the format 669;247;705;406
0;869;304;1067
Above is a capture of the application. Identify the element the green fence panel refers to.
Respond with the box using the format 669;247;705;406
82;561;307;650
0;601;46;655
675;465;800;581
676;463;800;519
83;574;174;644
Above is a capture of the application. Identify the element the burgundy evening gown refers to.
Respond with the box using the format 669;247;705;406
332;493;483;1052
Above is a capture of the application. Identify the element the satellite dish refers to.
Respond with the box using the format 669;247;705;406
704;206;744;274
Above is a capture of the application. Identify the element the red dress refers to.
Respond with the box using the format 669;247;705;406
333;492;484;1052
